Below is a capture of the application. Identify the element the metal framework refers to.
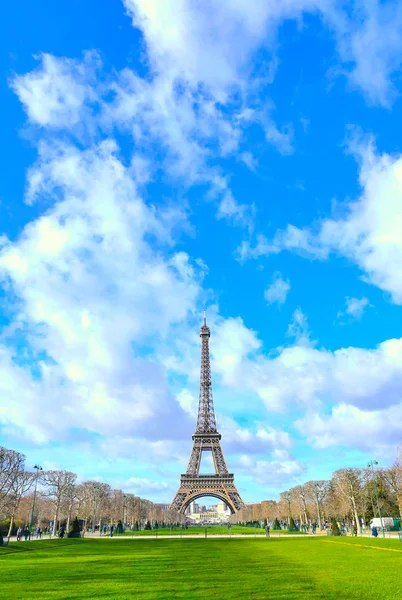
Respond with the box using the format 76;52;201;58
170;313;244;514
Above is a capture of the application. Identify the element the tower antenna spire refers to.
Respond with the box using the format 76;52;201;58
203;309;206;325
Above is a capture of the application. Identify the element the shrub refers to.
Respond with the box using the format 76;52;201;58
273;518;281;530
0;520;8;536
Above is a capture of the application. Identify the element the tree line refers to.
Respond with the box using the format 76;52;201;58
0;446;184;538
3;444;401;537
231;447;402;533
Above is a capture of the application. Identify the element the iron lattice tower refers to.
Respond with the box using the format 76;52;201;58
170;313;244;514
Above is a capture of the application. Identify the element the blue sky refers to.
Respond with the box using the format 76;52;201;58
1;0;402;503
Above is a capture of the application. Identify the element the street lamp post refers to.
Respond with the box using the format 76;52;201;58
313;483;322;531
29;464;43;539
123;495;127;532
368;460;385;538
286;493;291;527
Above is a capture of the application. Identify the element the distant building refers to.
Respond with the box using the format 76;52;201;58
186;501;230;523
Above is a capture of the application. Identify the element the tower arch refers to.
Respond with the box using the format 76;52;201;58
181;492;235;515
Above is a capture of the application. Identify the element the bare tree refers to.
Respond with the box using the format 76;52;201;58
299;484;310;526
382;447;402;517
110;489;125;525
332;469;364;534
325;480;349;522
305;481;329;529
6;441;402;537
80;481;111;531
279;491;292;525
6;471;35;538
289;485;309;527
0;447;25;517
252;502;262;524
41;470;77;536
63;482;78;533
125;494;137;528
260;500;276;524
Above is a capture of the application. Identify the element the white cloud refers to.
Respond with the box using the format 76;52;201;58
126;0;402;110
176;389;198;419
240;141;402;304
124;0;283;91
296;402;402;453
255;427;293;450
11;52;99;129
345;296;369;318
220;417;293;455
205;315;402;427
328;0;402;106
236;453;305;487
10;48;254;230
99;437;188;465
12;2;401;241
286;309;312;346
240;152;258;172
189;313;402;457
264;272;290;305
108;0;291;224
217;190;255;230
0;138;201;444
264;121;294;155
338;296;369;321
211;317;261;385
125;477;173;497
117;0;402;233
236;225;330;262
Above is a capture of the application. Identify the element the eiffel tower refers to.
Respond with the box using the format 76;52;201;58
170;313;244;514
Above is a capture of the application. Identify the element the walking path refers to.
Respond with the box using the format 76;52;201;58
6;531;401;543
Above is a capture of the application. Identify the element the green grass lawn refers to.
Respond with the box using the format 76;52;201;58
115;525;303;535
1;536;401;599
116;525;267;535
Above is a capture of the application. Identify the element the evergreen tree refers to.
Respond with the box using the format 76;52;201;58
145;520;152;530
331;518;341;536
67;516;81;538
289;517;297;531
134;521;139;531
116;520;124;534
273;518;281;530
